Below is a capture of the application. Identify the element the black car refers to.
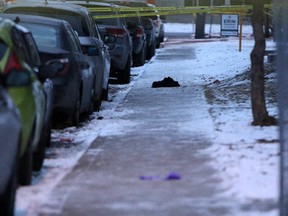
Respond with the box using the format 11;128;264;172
0;85;21;216
72;1;133;84
2;13;95;126
3;1;110;111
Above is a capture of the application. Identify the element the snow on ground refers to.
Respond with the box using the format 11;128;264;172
15;23;279;216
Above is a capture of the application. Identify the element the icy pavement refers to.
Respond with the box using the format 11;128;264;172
15;24;279;216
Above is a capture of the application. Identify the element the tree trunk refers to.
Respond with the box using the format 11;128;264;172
195;13;206;39
250;0;276;126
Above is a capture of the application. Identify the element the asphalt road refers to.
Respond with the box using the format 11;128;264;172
39;36;234;216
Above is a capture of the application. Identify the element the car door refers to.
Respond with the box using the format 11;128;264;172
64;23;93;112
94;23;110;91
17;27;46;151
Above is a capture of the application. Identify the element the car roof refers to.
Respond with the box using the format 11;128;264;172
65;1;118;8
103;0;149;7
4;1;91;16
0;13;68;27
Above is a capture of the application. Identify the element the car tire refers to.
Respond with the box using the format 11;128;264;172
0;145;18;216
133;47;146;67
156;40;160;49
146;41;156;60
101;84;109;101
118;56;131;84
71;94;80;126
32;126;47;172
45;120;52;147
18;135;33;186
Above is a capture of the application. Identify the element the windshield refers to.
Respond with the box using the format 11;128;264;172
92;12;118;26
20;23;60;48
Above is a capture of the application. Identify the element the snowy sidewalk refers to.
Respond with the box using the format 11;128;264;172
38;42;235;216
15;28;279;216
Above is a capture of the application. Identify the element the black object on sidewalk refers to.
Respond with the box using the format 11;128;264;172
152;77;180;88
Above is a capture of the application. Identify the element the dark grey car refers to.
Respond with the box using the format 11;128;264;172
0;85;21;216
74;1;133;84
104;0;157;63
3;1;110;110
2;13;95;126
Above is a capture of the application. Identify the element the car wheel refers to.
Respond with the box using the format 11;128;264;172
93;97;102;112
18;135;33;186
84;93;95;117
71;95;80;126
101;84;109;101
0;144;18;216
32;126;47;171
133;47;146;67
156;40;160;49
118;56;131;84
45;120;52;147
146;41;156;60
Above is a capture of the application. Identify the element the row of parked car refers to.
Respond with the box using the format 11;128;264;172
0;0;165;215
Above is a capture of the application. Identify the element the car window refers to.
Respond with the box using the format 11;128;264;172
20;23;59;48
11;26;27;61
65;24;82;53
5;7;100;38
0;41;7;60
52;12;90;37
122;12;141;26
88;13;101;38
93;12;118;26
22;32;41;66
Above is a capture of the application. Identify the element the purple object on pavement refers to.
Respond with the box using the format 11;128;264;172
165;172;181;180
139;172;181;181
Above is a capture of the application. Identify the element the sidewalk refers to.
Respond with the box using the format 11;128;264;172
39;41;234;216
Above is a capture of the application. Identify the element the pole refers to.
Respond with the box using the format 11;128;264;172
275;0;288;215
239;13;243;52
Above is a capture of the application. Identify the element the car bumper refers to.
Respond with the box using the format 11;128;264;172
0;109;21;194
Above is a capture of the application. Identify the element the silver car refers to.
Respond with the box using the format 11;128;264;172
0;85;21;216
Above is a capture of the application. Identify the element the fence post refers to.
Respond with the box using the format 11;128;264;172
275;1;288;215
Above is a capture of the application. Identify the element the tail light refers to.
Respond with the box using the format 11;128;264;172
4;51;22;74
106;27;127;38
45;58;70;76
136;27;145;38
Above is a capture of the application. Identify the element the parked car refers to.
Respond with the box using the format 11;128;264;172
72;1;133;84
147;3;165;48
2;13;97;126
3;1;110;110
16;22;54;172
0;85;21;216
0;17;58;185
104;0;157;62
141;16;156;60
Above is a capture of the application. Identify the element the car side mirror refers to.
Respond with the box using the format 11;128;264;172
104;35;116;44
39;58;69;81
87;47;100;56
4;69;31;87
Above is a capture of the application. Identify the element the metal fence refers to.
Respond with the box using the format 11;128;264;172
274;0;288;215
